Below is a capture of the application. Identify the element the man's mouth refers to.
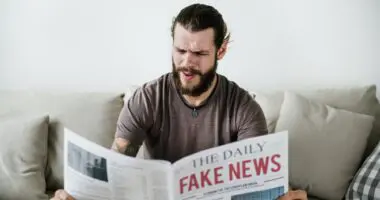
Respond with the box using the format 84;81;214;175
182;71;195;80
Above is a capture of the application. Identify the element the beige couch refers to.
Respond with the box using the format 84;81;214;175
0;84;379;200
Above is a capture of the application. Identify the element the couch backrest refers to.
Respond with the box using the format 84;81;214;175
1;84;379;193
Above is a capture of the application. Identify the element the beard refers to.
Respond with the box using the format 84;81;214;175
172;58;218;97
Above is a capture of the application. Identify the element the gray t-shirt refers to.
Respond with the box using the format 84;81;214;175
115;73;268;163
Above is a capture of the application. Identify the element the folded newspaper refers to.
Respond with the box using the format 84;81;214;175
64;128;289;200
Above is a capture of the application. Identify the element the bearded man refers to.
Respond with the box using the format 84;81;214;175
51;3;308;200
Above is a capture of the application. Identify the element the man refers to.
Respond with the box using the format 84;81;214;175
51;3;307;200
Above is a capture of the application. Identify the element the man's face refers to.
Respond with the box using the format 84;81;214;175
172;24;218;97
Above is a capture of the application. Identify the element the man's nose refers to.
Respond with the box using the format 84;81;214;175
182;52;198;66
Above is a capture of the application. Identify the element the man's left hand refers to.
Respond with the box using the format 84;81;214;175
278;190;308;200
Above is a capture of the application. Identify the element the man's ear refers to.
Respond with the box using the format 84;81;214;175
216;39;228;60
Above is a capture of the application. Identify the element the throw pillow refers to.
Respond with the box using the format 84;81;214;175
254;85;380;160
0;90;125;190
275;91;374;200
345;141;380;199
0;115;49;200
253;90;284;133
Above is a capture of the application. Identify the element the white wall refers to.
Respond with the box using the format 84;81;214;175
1;0;379;95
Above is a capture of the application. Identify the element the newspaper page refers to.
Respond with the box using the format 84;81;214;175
63;128;175;200
172;131;289;200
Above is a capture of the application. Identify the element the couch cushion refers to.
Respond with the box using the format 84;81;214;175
254;85;380;160
345;141;380;199
0;90;124;191
275;91;374;200
0;114;49;200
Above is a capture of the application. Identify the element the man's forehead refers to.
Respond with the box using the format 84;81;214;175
173;24;214;50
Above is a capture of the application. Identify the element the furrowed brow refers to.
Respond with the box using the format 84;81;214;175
174;46;210;54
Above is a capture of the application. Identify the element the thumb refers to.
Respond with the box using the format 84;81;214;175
289;190;308;200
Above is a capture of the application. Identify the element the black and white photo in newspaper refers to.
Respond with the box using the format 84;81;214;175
63;128;175;200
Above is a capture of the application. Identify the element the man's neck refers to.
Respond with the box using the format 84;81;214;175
182;75;218;107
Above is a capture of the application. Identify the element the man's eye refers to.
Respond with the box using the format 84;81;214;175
196;52;208;56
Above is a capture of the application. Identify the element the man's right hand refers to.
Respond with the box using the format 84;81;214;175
50;189;75;200
111;137;131;154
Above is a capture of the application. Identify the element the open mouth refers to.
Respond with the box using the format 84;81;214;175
182;71;195;80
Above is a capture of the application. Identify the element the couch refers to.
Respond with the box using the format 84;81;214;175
0;84;379;200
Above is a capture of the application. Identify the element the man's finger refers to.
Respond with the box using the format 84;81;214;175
288;190;308;200
54;189;74;200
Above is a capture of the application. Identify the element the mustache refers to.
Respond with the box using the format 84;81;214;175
176;67;202;75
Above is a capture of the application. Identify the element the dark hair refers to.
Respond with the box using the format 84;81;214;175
171;3;230;50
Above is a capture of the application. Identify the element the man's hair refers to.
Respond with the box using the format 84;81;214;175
171;3;230;50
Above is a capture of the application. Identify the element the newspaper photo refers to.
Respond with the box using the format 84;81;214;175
63;128;288;200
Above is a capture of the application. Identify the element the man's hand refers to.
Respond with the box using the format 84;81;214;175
111;137;131;154
278;190;308;200
50;189;74;200
111;137;141;156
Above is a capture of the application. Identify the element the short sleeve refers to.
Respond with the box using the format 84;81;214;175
115;86;154;145
236;93;268;140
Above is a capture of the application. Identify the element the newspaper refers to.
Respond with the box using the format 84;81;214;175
63;128;289;200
